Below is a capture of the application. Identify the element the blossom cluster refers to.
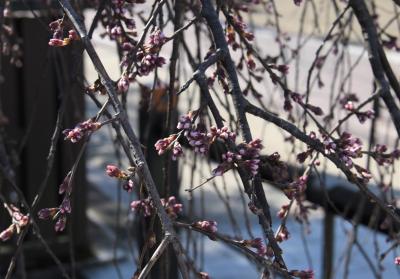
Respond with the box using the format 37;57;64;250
130;198;153;217
243;238;267;256
212;139;262;177
372;144;400;166
298;131;373;182
193;220;218;233
155;113;236;160
179;114;236;155
330;132;373;180
155;112;264;177
161;196;183;219
63;119;101;143
154;134;182;159
0;204;29;241
48;19;79;47
226;15;254;51
284;175;308;199
131;196;183;219
339;94;375;124
103;1;137;43
135;29;167;76
106;164;135;192
38;173;72;232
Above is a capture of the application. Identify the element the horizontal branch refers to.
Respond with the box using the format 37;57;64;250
174;222;293;279
244;100;400;225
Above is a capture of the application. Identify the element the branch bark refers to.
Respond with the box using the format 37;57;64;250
200;0;287;269
244;99;400;225
350;0;400;137
56;0;190;277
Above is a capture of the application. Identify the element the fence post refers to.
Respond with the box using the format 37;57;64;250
0;16;89;274
322;211;334;279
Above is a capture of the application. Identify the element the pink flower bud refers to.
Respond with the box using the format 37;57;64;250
117;76;130;93
55;215;67;232
0;226;15;241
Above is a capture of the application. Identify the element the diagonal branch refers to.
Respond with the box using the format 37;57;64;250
56;0;190;277
349;0;400;137
200;0;287;269
244;99;400;225
175;221;293;279
137;235;172;279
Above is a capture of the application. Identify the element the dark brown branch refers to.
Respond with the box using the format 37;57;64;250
174;222;293;279
137;235;172;279
200;0;287;269
244;100;400;225
56;0;191;277
350;0;400;137
378;44;400;101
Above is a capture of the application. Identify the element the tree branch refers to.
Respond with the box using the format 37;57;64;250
56;0;191;277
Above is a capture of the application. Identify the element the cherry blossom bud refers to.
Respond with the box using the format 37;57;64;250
277;64;289;75
55;215;67;232
123;179;134;192
195;220;218;233
60;197;71;214
117;76;130;93
172;142;183;160
106;165;124;178
59;173;72;194
122;42;133;51
148;29;166;48
276;226;290;242
63;119;101;143
68;29;79;40
38;208;58;220
247;57;256;70
131;198;153;217
277;204;289;219
0;226;14;241
244;238;267;256
177;115;192;130
155;134;177;155
161;196;183;219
